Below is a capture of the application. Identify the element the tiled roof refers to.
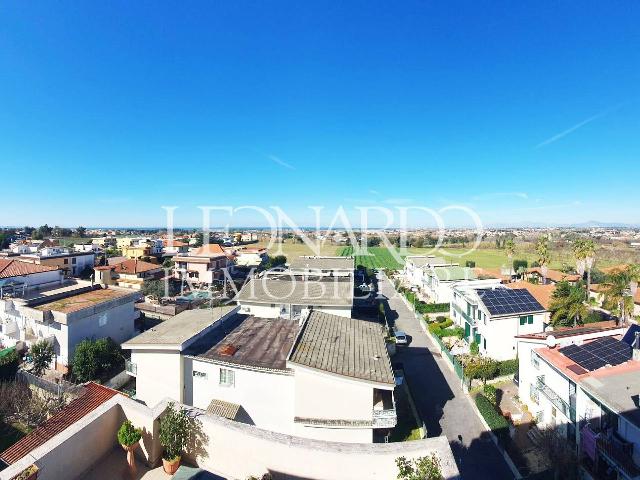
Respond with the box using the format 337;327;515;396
206;399;241;419
112;259;161;274
527;267;580;283
0;259;59;279
190;244;226;257
0;383;120;465
288;311;394;385
506;281;556;309
600;264;628;275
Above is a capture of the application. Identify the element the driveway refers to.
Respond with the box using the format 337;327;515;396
377;273;514;480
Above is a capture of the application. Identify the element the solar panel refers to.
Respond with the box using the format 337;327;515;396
477;288;545;316
559;337;632;372
622;324;640;346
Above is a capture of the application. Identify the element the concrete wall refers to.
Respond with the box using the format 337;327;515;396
184;357;295;433
239;301;352;319
477;312;546;360
132;349;184;406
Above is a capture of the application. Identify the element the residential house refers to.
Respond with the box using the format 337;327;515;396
288;256;355;277
473;267;516;283
173;244;233;285
0;282;139;372
404;256;454;291
94;259;164;290
74;242;103;254
162;239;190;256
123;307;395;443
235;274;354;319
232;247;268;268
421;265;486;303
451;284;547;360
17;247;95;277
517;325;640;480
526;267;581;285
0;259;64;297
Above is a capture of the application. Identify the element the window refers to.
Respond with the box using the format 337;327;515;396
528;315;534;324
64;259;68;264
530;383;539;405
531;351;540;369
519;315;533;326
483;338;487;350
193;370;208;379
72;258;77;264
219;368;235;387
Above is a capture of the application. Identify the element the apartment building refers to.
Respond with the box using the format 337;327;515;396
517;325;640;480
94;258;164;290
0;282;139;372
451;284;547;360
173;244;232;285
17;247;95;277
123;307;396;443
404;256;453;292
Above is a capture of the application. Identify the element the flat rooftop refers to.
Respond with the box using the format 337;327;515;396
32;287;135;314
122;306;237;349
235;275;353;307
288;256;355;271
186;314;301;371
288;311;394;386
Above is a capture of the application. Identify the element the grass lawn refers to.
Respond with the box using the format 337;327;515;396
0;421;31;452
338;246;404;269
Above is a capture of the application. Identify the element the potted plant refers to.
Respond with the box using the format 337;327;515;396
117;420;142;471
10;464;38;480
159;402;189;474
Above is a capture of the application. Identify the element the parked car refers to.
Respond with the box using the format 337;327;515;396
395;331;408;345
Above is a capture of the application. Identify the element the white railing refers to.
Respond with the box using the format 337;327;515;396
125;359;137;376
372;408;397;428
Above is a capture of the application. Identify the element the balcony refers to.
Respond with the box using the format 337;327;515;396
372;408;397;428
373;388;397;428
453;303;475;325
125;359;137;376
536;376;576;422
596;433;640;479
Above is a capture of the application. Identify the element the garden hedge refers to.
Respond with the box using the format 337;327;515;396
497;358;519;376
475;394;509;442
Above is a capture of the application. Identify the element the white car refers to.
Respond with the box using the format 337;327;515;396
395;331;408;345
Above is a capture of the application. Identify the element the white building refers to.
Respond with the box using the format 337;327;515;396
421;266;499;304
0;259;64;297
234;273;354;319
123;308;396;443
18;247;95;277
517;325;640;480
0;282;139;373
451;284;547;360
404;256;453;292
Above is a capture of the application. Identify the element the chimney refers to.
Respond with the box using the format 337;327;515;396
633;332;640;362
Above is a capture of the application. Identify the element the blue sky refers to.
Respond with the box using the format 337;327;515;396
1;1;639;228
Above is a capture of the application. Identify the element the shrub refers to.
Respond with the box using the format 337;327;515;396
513;259;528;273
470;341;479;355
117;420;142;446
436;327;464;339
464;357;499;384
497;358;519;376
30;340;54;376
465;260;476;268
396;454;443;480
435;315;447;323
72;337;123;382
475;394;509;442
483;384;497;405
437;318;453;329
0;348;19;381
159;402;189;461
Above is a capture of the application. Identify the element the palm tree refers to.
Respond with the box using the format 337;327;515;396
535;235;550;284
603;265;640;325
549;280;589;328
573;239;596;300
504;238;515;274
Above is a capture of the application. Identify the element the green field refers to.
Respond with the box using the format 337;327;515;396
338;246;404;269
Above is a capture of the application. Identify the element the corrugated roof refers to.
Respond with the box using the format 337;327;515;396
288;311;394;386
0;383;120;465
236;276;353;307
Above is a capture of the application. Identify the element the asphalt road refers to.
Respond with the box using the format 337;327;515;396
377;273;515;480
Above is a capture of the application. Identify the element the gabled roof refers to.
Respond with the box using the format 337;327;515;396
190;244;227;257
107;259;161;275
288;311;394;386
0;259;59;279
476;287;546;316
0;383;120;465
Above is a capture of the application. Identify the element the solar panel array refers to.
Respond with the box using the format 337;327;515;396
477;288;544;316
622;324;640;347
559;337;632;372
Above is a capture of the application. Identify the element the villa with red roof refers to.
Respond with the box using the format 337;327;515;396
173;243;233;285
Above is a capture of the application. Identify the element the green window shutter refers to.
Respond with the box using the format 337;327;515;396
464;322;471;337
519;316;526;326
528;315;534;324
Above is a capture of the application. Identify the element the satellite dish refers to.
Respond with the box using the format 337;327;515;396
546;335;557;348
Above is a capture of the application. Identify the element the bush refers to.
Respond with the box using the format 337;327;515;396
30;340;54;376
0;348;19;381
435;315;447;323
436;327;464;339
465;260;476;268
483;384;497;405
513;259;528;273
464;357;499;384
497;358;519;376
470;341;479;355
417;302;450;314
437;318;453;329
475;394;509;442
72;337;124;382
117;420;142;446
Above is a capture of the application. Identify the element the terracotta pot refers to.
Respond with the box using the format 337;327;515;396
162;455;181;475
120;441;139;471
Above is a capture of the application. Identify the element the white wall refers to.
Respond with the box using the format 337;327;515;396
184;357;295;433
132;349;184;407
478;312;546;360
239;301;352;319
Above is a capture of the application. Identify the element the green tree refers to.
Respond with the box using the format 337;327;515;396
72;337;123;382
504;238;515;270
30;341;54;376
535;235;551;283
549;280;589;327
76;226;87;238
602;265;640;324
263;255;287;270
464;357;499;385
573;239;596;300
193;232;204;247
396;454;443;480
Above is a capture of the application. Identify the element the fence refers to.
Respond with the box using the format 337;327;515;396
430;331;465;381
16;370;84;397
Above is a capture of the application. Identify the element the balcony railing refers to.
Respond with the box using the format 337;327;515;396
372;408;397;428
536;376;575;422
597;434;640;479
125;359;137;376
453;303;475;325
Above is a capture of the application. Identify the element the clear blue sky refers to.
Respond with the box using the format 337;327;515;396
1;1;639;228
